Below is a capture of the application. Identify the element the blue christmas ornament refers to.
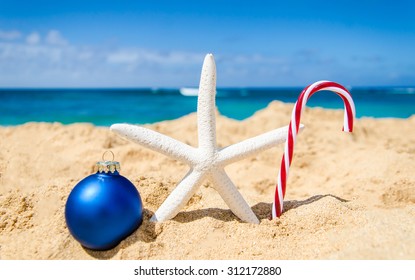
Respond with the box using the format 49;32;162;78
65;151;143;251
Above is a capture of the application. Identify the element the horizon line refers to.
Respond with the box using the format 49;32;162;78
1;85;415;90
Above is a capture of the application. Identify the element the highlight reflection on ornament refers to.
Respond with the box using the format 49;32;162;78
65;151;143;251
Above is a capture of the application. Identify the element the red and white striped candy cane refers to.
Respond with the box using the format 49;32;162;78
272;80;356;219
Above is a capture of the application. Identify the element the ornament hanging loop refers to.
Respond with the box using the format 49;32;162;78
102;150;115;162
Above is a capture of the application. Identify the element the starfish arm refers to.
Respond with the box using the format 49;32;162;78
150;170;206;222
111;123;198;165
197;54;217;155
210;169;259;224
217;124;305;166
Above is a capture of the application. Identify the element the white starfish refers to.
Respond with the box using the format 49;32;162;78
111;54;303;224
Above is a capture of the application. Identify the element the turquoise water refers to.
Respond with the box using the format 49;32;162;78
1;87;414;126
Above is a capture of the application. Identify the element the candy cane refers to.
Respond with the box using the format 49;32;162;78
272;80;355;218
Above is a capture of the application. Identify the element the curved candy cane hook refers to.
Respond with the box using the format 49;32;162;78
272;81;356;218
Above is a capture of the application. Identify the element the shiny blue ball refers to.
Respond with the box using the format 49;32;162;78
65;171;143;250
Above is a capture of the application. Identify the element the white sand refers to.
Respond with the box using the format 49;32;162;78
1;101;414;259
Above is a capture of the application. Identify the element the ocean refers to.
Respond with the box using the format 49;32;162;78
1;87;414;126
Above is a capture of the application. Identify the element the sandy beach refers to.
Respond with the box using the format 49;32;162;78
0;101;414;259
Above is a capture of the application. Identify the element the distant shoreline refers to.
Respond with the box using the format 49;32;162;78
1;88;415;126
1;104;414;129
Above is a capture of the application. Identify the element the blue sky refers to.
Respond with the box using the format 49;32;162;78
0;0;414;87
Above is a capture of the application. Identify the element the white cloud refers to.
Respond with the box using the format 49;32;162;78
162;51;202;65
0;30;21;40
229;53;283;65
77;50;94;61
45;30;68;46
0;42;62;63
26;32;41;45
2;28;410;87
0;40;208;87
107;50;139;64
106;49;203;66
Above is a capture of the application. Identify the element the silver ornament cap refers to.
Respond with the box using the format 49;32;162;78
96;151;121;173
